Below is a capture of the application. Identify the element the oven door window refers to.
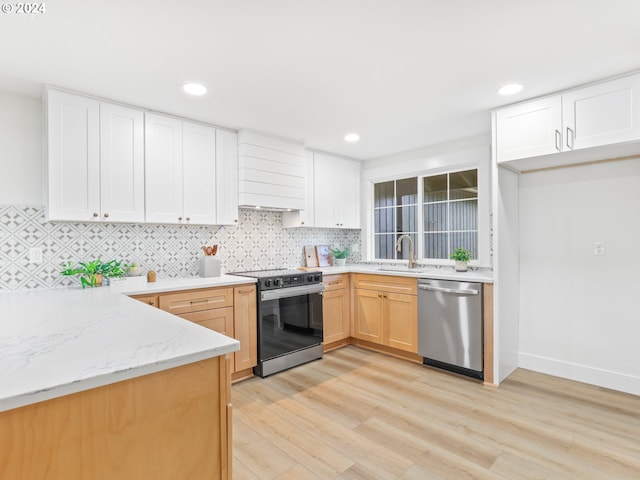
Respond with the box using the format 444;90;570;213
259;292;323;361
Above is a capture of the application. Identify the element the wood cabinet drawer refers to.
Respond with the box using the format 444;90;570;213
323;274;349;291
353;274;417;295
131;294;159;308
181;307;234;336
159;287;234;315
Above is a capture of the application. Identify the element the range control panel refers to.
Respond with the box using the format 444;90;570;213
260;272;323;290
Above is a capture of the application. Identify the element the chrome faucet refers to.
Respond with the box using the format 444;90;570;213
396;234;417;269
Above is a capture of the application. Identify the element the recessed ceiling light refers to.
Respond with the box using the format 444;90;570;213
344;133;360;142
183;83;207;96
498;83;523;96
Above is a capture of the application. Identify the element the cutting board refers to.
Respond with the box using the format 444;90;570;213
304;245;318;267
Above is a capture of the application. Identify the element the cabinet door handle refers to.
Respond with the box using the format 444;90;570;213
555;129;561;152
178;217;183;221
103;213;109;218
93;212;99;218
186;217;190;222
566;127;574;150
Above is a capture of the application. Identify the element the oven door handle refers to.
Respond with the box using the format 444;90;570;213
261;283;325;301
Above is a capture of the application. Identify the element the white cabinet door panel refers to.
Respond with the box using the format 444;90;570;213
215;130;239;225
183;121;216;225
337;158;361;228
99;103;144;223
313;153;336;228
46;90;100;222
496;97;562;162
145;113;183;224
563;74;640;150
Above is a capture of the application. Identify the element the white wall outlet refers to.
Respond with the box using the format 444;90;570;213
593;243;605;256
29;247;43;264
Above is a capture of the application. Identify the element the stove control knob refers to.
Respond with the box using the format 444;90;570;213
274;279;281;287
264;279;272;287
314;274;322;282
307;274;314;282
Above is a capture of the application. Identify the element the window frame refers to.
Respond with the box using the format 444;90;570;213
369;166;480;265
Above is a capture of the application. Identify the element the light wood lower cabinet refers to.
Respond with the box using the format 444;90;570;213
0;356;231;480
133;284;257;378
322;274;351;347
233;285;258;374
353;274;418;354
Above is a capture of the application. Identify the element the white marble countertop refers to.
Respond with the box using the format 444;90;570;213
0;287;240;413
110;274;256;295
314;264;494;283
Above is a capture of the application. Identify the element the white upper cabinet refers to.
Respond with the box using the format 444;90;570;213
146;115;235;225
145;113;184;224
495;97;562;162
282;150;315;228
215;129;239;225
46;89;238;226
46;90;100;222
99;103;145;223
183;121;216;225
46;89;144;223
313;153;361;229
494;72;640;171
562;75;640;151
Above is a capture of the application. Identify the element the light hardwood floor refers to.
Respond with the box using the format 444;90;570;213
232;346;640;479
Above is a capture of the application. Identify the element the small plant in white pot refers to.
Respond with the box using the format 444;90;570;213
449;247;472;272
329;247;350;267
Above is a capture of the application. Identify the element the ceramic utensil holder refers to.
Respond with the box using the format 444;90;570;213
199;256;221;277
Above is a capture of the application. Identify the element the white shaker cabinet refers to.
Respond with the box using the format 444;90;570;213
183;121;216;225
145;113;185;224
146;114;234;225
495;72;640;169
215;129;239;225
562;74;640;151
495;97;562;162
313;153;361;229
281;150;315;228
99;103;145;222
46;90;100;222
46;89;144;223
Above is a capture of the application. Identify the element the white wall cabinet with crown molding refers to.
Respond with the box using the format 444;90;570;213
495;72;640;171
46;89;144;223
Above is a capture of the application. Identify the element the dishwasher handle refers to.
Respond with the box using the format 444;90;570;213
418;284;479;295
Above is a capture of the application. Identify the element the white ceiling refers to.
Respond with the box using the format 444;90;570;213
1;0;639;160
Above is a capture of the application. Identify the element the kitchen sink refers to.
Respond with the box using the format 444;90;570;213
377;265;429;273
377;266;448;276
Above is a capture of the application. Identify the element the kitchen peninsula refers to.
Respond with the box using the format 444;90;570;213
0;275;254;480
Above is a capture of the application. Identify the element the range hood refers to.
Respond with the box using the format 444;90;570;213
238;130;307;211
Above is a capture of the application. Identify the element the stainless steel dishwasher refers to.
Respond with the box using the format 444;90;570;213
418;278;483;380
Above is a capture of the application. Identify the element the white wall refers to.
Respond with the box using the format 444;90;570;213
518;157;640;395
361;134;492;266
0;91;43;206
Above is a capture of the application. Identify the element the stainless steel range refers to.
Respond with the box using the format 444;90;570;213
231;269;324;377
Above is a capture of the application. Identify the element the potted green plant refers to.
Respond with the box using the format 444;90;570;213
329;247;350;267
449;247;472;272
61;259;128;288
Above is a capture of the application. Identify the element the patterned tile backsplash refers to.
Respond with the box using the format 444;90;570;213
0;205;361;291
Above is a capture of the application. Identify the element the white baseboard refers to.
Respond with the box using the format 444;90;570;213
519;352;640;396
